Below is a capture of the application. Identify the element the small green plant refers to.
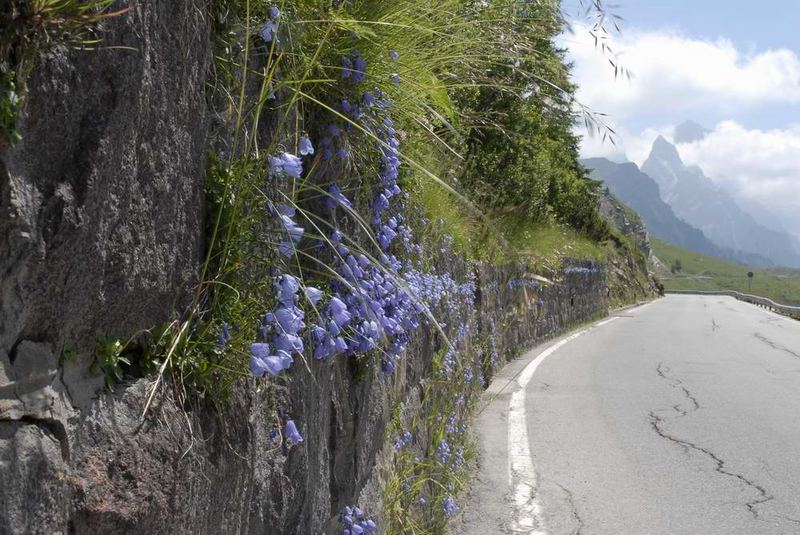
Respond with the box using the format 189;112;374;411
383;342;480;533
1;0;123;52
0;0;127;143
94;335;131;391
59;340;79;364
0;69;21;145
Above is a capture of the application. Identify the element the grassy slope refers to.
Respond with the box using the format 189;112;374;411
411;184;655;308
652;239;800;305
411;182;604;269
498;216;604;267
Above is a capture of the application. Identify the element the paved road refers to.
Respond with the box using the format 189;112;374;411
453;295;800;535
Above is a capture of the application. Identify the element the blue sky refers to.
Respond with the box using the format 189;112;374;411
615;1;800;52
611;0;800;131
564;1;800;236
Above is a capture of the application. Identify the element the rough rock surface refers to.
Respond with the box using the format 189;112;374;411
0;0;209;366
598;189;651;258
1;2;209;533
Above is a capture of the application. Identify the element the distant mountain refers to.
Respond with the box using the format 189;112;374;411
582;157;773;267
641;136;800;268
583;158;719;255
673;120;710;144
730;193;787;234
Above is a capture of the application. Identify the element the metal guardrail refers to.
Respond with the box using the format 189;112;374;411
665;289;800;318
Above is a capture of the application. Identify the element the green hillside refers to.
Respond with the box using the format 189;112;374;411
652;239;800;305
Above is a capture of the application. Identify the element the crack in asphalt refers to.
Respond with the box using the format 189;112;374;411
761;316;784;328
754;333;800;359
648;410;773;519
555;483;584;535
656;363;700;412
650;362;774;520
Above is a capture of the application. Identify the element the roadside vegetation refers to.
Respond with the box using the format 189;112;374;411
653;239;800;305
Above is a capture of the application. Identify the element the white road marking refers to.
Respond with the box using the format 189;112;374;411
629;300;655;313
507;316;619;533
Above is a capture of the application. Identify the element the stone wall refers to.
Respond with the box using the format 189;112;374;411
1;254;606;534
0;2;609;533
477;260;607;367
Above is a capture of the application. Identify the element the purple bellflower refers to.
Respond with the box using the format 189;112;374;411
299;135;314;155
285;420;303;444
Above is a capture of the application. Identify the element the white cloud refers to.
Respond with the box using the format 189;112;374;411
565;26;800;119
566;25;800;236
578;128;626;161
677;122;800;230
578;122;670;165
597;120;800;238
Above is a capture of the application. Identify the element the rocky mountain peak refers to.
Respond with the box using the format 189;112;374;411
650;135;683;164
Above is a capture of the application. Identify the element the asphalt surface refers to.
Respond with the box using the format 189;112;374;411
453;295;800;535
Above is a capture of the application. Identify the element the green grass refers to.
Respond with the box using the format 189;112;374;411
407;185;611;271
498;215;605;268
408;177;509;262
652;239;800;306
382;338;491;534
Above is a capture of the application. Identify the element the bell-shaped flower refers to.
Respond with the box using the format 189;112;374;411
327;319;341;336
310;324;327;342
328;297;352;326
280;153;303;177
314;335;336;360
274;333;304;354
276;274;300;305
260;21;276;43
334;336;348;353
285;420;303;444
341;56;353;79
443;496;458;517
279;214;304;243
353;56;367;83
216;322;232;349
299;135;314;156
277;203;296;217
249;343;291;377
274;306;305;333
305;287;323;305
373;193;389;214
325;184;352;210
278;240;295;258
